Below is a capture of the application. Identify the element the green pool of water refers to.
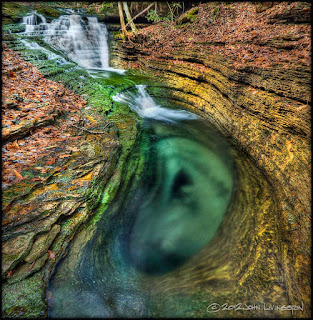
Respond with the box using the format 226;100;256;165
47;76;235;317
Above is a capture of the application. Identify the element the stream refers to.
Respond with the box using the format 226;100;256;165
19;12;235;317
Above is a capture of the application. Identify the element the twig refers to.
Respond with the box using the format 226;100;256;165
69;122;112;134
167;2;174;22
125;2;156;29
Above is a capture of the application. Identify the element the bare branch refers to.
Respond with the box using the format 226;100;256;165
69;122;112;135
125;2;156;29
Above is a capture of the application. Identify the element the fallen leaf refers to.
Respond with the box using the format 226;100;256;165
33;167;44;171
46;158;56;165
13;169;23;180
25;261;35;273
59;154;71;159
7;270;15;278
31;177;45;182
48;250;55;260
12;140;19;149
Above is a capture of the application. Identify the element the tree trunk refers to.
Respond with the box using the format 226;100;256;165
118;2;128;37
125;2;156;29
122;1;138;34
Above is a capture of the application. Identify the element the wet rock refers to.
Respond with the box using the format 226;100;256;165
2;270;46;318
114;4;311;315
25;225;60;263
2;232;35;276
1;66;136;318
7;253;49;285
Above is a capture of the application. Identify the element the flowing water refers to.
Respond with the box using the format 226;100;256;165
20;12;236;317
47;91;234;317
21;11;123;72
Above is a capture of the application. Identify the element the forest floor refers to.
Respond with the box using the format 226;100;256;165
2;44;88;189
129;2;310;70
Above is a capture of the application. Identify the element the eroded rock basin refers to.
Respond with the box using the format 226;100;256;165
47;85;288;318
2;4;310;317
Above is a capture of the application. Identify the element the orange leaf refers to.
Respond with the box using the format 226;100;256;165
48;250;55;260
13;169;23;180
34;167;44;171
12;140;19;149
46;158;56;165
7;270;15;278
25;261;35;273
31;177;45;182
59;154;71;159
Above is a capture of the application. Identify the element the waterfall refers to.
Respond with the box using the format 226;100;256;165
22;12;47;33
23;12;47;25
20;39;68;65
113;85;198;122
21;14;111;70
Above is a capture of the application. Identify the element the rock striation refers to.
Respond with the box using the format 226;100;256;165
113;2;311;317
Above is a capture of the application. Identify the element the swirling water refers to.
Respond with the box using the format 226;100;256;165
19;12;235;317
48;84;234;317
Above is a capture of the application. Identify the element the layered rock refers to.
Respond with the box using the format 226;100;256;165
2;45;138;317
112;2;311;317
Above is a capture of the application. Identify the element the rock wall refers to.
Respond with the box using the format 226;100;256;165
112;2;311;316
1;45;138;317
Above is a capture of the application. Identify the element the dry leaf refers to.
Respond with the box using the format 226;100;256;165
25;261;35;273
31;177;45;182
59;154;71;159
7;270;15;278
13;169;23;180
48;250;55;260
46;158;56;165
12;140;19;149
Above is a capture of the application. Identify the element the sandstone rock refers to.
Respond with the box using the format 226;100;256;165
2;232;35;276
7;253;49;285
25;225;60;263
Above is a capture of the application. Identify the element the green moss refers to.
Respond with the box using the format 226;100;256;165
211;6;219;19
2;2;29;24
176;7;199;25
36;6;62;20
2;270;46;318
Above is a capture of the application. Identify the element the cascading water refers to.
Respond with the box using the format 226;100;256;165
47;86;235;316
20;39;68;65
46;15;109;69
113;85;198;122
22;12;47;33
21;13;114;70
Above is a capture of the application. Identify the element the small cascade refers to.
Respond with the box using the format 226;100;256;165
20;39;68;65
22;12;48;33
21;14;110;70
113;85;198;122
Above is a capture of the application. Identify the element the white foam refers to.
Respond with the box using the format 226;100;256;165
113;85;198;122
21;13;117;71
